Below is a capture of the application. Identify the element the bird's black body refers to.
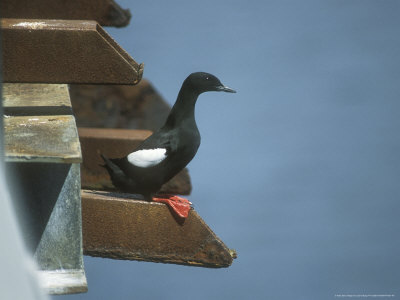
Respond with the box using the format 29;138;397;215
102;72;235;200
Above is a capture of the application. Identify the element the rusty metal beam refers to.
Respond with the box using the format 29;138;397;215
1;19;143;84
69;80;171;131
0;0;131;27
78;127;192;195
82;190;236;268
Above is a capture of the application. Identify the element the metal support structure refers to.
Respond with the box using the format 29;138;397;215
69;80;172;131
1;19;143;84
4;83;87;294
82;190;236;268
0;0;131;27
1;1;237;294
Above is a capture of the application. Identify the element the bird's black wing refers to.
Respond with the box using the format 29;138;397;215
134;128;179;156
104;129;178;173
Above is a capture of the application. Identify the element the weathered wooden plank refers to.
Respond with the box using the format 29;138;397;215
1;0;131;27
78;127;192;195
1;19;143;84
82;190;236;268
3;83;72;115
4;115;82;163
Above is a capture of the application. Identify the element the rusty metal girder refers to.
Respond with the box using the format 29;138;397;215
78;127;192;195
69;80;171;131
1;19;143;84
0;0;131;27
82;190;236;267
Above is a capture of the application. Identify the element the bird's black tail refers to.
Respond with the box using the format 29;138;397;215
100;153;135;192
100;153;122;175
100;153;110;168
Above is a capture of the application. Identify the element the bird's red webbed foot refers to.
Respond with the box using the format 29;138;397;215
152;194;192;218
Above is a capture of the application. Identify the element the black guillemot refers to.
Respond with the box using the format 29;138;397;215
101;72;236;218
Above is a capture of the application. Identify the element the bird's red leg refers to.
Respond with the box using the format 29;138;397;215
152;194;192;218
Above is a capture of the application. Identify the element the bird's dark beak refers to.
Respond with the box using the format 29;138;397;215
217;85;236;93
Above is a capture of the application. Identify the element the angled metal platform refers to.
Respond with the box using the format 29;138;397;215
82;190;236;268
1;19;143;84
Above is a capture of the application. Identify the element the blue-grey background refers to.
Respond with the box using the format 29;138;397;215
60;1;400;299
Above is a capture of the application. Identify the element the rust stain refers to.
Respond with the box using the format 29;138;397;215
1;19;143;84
0;0;131;27
82;190;235;267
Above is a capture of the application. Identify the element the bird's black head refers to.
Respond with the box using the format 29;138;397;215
184;72;236;94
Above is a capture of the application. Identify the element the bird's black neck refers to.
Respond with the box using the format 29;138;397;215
164;83;199;128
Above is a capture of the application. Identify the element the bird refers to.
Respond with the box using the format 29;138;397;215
101;72;236;218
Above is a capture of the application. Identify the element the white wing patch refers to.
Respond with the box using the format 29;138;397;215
127;148;167;168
